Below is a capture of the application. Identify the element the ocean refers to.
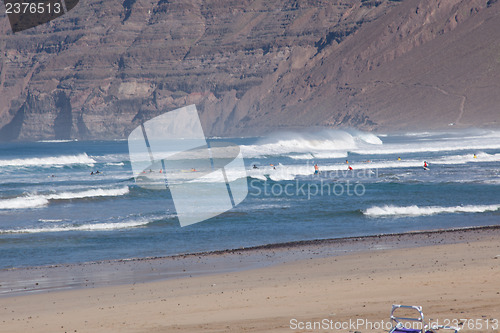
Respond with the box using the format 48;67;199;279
0;129;499;269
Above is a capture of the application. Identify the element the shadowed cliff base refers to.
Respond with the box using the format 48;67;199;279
0;0;499;141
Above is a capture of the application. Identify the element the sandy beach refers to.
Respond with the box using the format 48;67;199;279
1;227;500;332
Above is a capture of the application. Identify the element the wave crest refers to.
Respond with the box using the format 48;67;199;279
0;153;96;168
241;129;382;158
0;187;129;210
0;196;49;210
363;204;500;217
1;220;150;234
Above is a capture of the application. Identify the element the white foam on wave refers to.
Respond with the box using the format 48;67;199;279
354;130;500;155
403;131;435;137
483;179;500;185
263;152;500;179
429;152;500;165
354;142;500;155
238;129;500;160
240;129;382;158
288;151;348;159
37;139;78;143
288;153;315;160
243;155;496;183
248;174;268;181
1;219;151;234
241;129;500;158
0;187;129;210
352;130;383;145
44;187;130;200
0;153;96;167
0;196;49;210
363;204;500;217
92;153;130;164
213;149;499;183
268;171;296;181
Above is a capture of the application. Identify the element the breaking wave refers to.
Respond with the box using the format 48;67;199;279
44;187;130;200
288;152;348;159
363;204;500;217
0;187;130;210
0;196;49;210
354;130;500;155
0;153;96;168
240;129;382;158
239;129;500;159
0;219;151;234
37;139;78;143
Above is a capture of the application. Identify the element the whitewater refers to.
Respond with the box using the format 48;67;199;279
0;129;498;269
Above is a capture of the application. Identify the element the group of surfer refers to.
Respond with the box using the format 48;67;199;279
315;160;352;174
141;169;162;174
313;157;431;174
253;164;277;170
256;153;478;175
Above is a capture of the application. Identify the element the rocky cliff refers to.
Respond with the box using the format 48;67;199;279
0;0;499;141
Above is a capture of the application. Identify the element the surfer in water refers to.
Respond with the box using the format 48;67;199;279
423;161;429;170
314;164;319;175
348;165;353;171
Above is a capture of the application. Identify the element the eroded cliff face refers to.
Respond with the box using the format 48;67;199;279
0;0;499;141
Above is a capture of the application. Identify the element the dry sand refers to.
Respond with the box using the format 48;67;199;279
1;227;500;333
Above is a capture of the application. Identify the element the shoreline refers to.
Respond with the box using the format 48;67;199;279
1;224;499;298
1;223;499;332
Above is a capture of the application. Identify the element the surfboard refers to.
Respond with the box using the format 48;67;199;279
423;167;430;170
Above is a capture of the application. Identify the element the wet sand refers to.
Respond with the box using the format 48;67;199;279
1;226;500;332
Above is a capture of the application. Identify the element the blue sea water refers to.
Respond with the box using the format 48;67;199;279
0;129;499;269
